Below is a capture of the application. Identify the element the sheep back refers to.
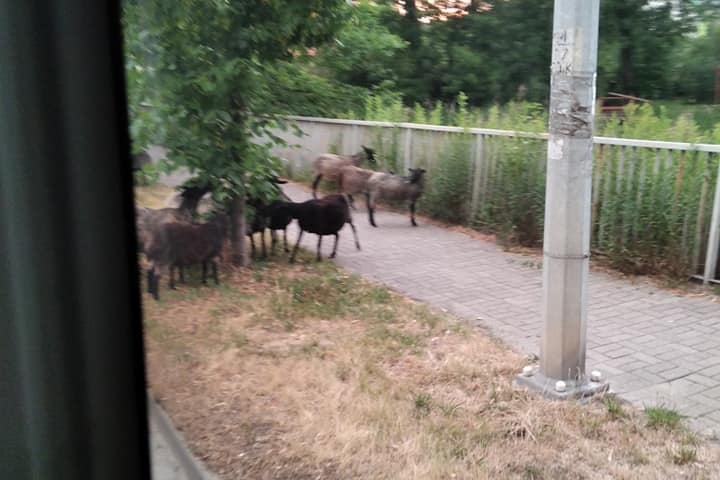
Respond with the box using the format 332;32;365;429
296;195;350;235
338;166;374;195
147;215;227;267
367;173;424;202
311;154;356;181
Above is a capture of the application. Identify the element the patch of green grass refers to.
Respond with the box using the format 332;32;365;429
426;419;492;461
520;259;542;269
414;307;441;329
414;392;433;417
645;405;684;430
282;269;364;318
627;447;650;466
271;258;402;324
143;316;169;342
366;325;421;353
229;330;248;349
437;401;464;417
653;101;720;133
581;415;604;439
364;286;392;304
523;465;544;480
300;338;321;356
370;307;398;324
603;396;627;420
334;362;351;382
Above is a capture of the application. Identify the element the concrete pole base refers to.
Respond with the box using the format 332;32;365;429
514;366;609;401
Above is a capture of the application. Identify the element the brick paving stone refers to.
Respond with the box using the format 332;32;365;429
279;182;720;435
658;367;697;382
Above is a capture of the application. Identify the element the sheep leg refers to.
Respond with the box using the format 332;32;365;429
261;229;267;258
212;260;219;285
283;228;289;253
271;230;277;255
312;174;322;198
179;266;185;284
329;233;339;258
201;261;207;285
316;235;323;261
250;234;256;258
348;220;361;251
410;201;418;227
367;192;378;227
347;194;356;210
150;269;160;301
169;265;176;290
146;267;155;294
290;230;304;263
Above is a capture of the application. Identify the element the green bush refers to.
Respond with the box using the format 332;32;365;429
477;138;546;246
133;162;160;186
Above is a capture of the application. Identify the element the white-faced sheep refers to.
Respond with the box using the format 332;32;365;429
311;146;376;198
366;168;427;227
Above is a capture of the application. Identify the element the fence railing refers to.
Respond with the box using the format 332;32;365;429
270;116;720;282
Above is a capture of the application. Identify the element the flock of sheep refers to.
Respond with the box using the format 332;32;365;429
135;146;427;300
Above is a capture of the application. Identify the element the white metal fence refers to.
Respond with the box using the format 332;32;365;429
270;116;720;281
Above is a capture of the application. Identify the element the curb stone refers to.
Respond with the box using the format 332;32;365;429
149;394;219;480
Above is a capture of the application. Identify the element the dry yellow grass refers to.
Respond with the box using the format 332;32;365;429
135;183;176;209
135;183;719;478
142;254;720;480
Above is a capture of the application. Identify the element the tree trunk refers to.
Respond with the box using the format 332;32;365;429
230;193;249;267
402;0;421;47
229;98;249;267
620;43;634;95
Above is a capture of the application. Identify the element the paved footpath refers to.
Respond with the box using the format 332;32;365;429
283;183;720;436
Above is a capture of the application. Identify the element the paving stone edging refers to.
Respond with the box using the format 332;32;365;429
149;394;218;480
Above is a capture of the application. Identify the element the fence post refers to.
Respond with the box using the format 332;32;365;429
703;156;720;283
352;124;359;152
403;128;413;172
693;153;710;273
470;134;485;219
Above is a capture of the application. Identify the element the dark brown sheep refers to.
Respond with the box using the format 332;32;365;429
145;213;228;300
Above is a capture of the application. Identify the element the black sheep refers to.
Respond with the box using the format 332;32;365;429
285;194;361;263
246;177;293;257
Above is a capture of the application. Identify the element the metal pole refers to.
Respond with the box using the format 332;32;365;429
703;157;720;283
517;0;607;398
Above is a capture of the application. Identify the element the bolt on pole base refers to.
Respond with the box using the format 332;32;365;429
514;366;609;401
